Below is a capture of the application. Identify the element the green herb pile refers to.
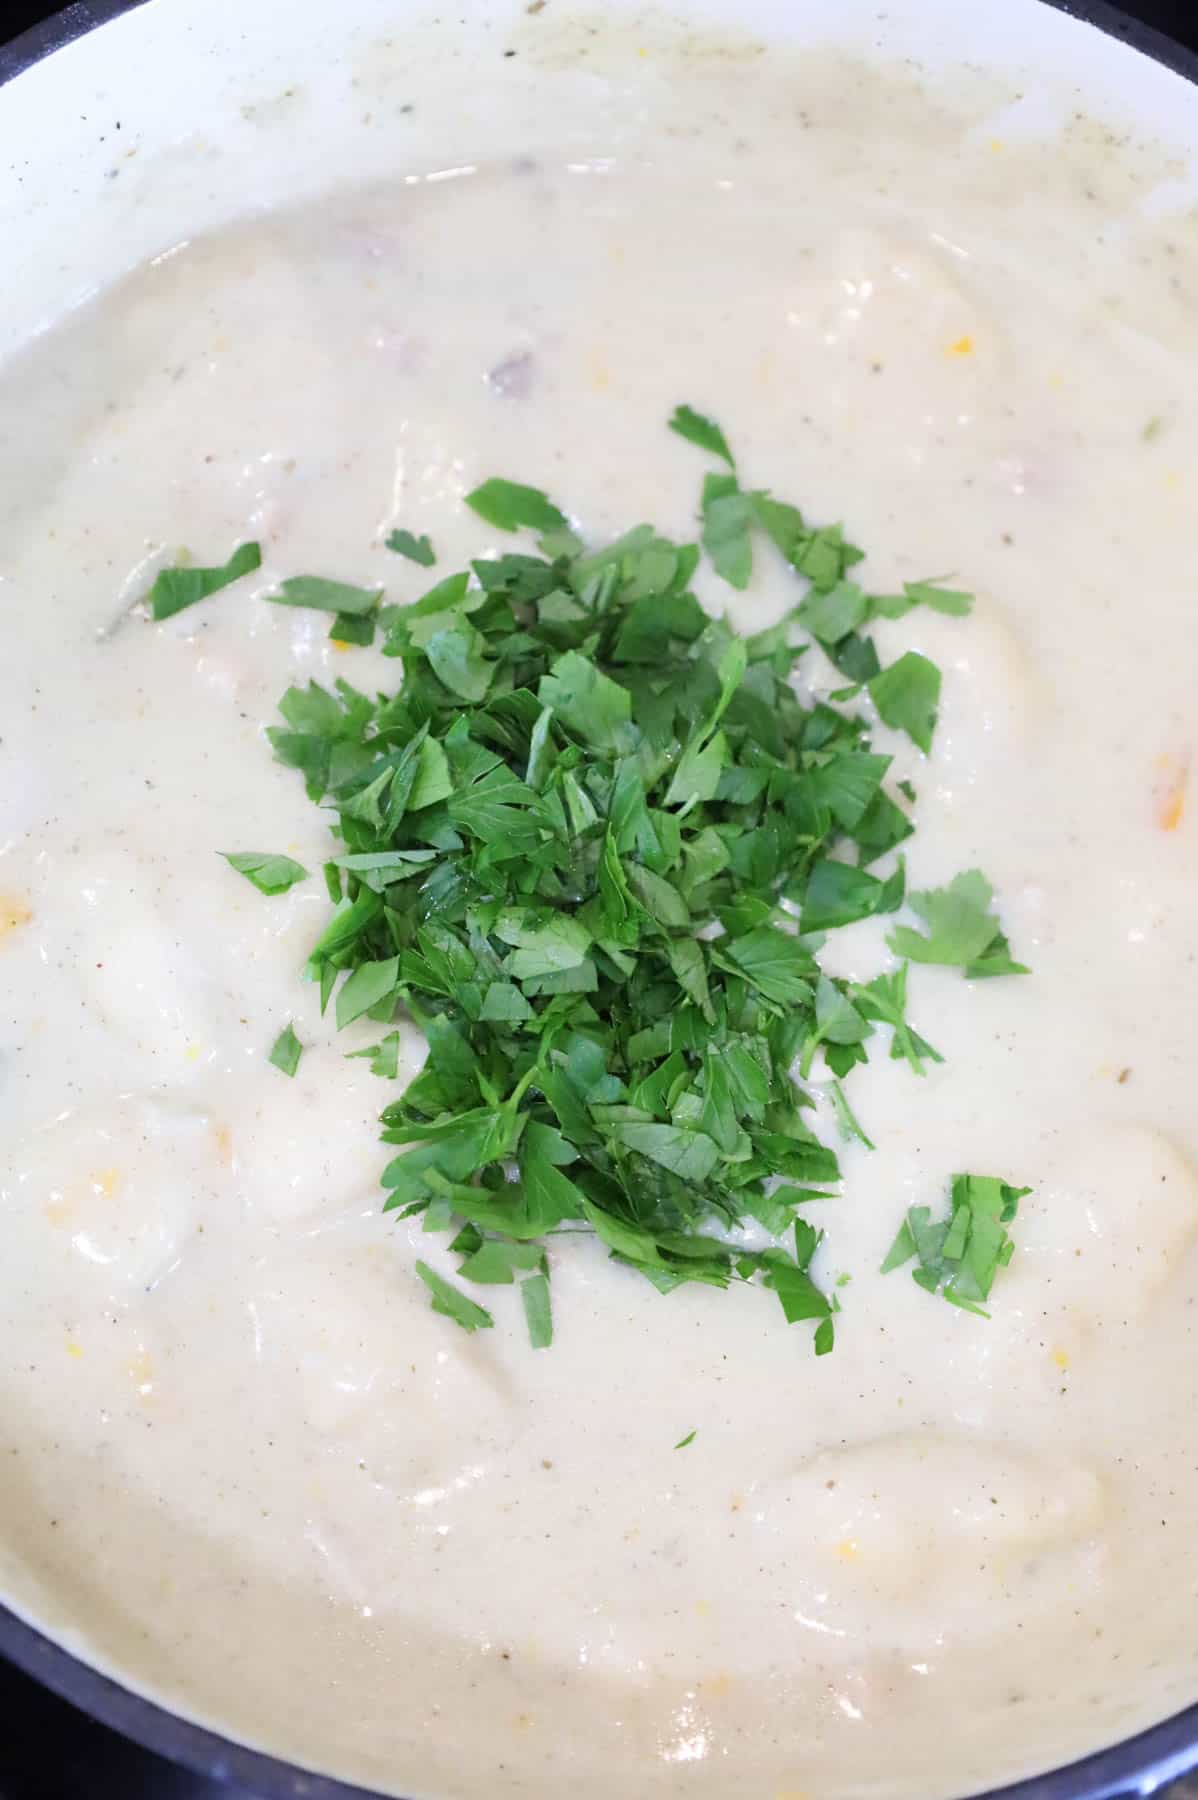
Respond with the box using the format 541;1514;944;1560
201;406;1029;1350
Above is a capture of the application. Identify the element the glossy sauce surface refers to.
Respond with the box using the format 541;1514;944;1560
1;42;1198;1800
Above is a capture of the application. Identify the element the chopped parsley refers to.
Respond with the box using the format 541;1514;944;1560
242;408;1028;1349
868;651;941;754
386;529;436;567
521;1269;553;1349
701;472;755;589
888;869;1029;977
268;1022;304;1078
415;1260;494;1332
146;541;261;621
464;478;567;535
347;1030;402;1080
223;851;309;896
267;576;382;616
668;403;736;469
882;1174;1031;1315
329;612;377;648
264;576;384;649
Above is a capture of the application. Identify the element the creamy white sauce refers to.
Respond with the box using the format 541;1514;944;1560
2;39;1198;1800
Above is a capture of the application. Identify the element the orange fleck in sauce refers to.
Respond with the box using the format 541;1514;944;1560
700;1672;735;1698
0;896;32;941
1155;751;1190;831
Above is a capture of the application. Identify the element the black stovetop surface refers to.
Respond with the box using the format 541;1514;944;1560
2;0;1198;1796
0;1656;241;1800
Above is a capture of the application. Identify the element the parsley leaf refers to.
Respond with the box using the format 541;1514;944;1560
668;403;736;469
347;1031;401;1079
799;859;896;933
896;578;974;617
701;472;753;589
868;651;941;753
852;965;942;1074
426;619;493;702
521;1271;553;1349
882;1173;1030;1314
222;851;309;895
415;1261;495;1332
268;1022;303;1077
147;542;261;621
465;479;567;534
456;1239;545;1284
335;955;400;1029
268;576;381;617
724;928;814;1005
674;1429;698;1449
797;579;868;645
386;529;436;566
888;869;1029;977
538;651;633;753
610;1122;721;1182
828;1077;875;1149
869;582;973;621
329;612;376;648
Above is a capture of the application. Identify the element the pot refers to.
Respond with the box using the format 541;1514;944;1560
1;3;1196;1797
